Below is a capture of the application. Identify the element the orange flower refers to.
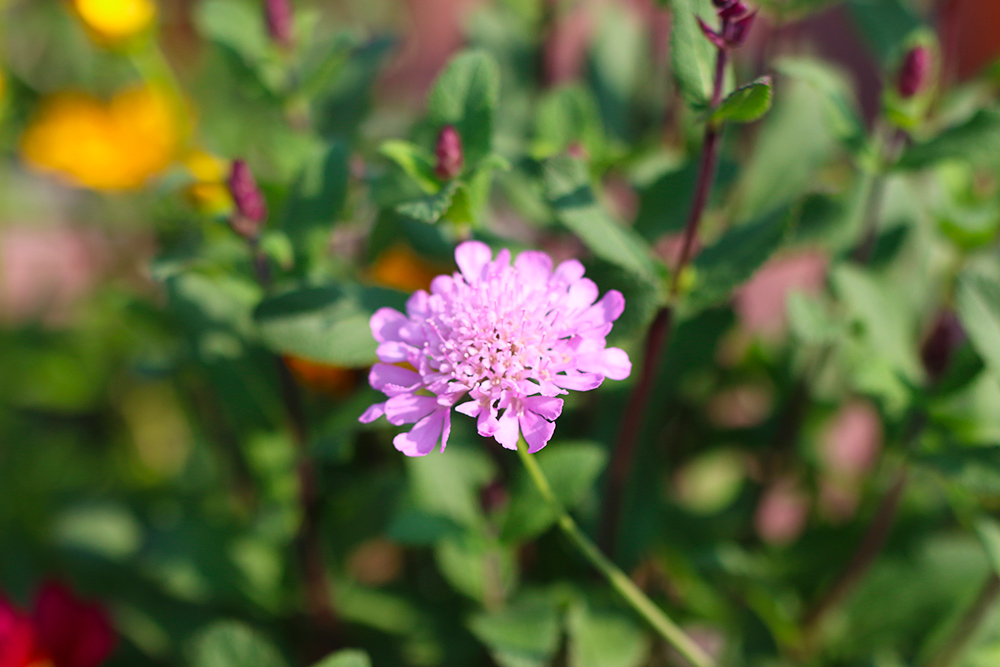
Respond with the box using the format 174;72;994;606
369;244;445;292
183;149;233;215
21;85;179;191
72;0;156;43
284;355;357;397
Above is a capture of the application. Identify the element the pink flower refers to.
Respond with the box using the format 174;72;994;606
360;241;631;456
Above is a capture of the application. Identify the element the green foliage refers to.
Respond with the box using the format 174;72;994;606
427;50;501;168
188;621;288;667
957;266;1000;382
900;107;1000;169
469;593;562;667
254;284;407;367
711;77;773;124
311;651;372;667
670;0;719;109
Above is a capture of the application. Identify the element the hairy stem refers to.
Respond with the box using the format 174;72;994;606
926;573;1000;667
600;45;729;554
517;441;715;667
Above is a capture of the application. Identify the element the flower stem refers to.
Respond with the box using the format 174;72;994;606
517;441;715;667
600;44;729;554
925;573;1000;667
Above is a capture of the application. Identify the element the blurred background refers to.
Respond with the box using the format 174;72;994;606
2;0;1000;666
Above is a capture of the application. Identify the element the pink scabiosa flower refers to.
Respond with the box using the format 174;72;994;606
359;241;631;456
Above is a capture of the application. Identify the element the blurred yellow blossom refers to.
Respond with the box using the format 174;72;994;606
183;149;232;214
72;0;156;43
369;244;445;292
21;84;179;191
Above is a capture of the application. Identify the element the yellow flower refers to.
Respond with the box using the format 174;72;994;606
73;0;156;43
21;85;179;191
183;149;233;214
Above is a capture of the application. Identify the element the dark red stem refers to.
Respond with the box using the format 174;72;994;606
599;44;729;554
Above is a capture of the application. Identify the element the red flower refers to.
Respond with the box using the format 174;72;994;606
0;584;114;667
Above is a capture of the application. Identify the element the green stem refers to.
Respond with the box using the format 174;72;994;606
516;440;715;667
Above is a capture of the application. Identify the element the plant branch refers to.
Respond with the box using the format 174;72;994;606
517;440;715;667
599;44;729;554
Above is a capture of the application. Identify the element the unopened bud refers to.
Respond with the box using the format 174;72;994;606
228;159;267;239
921;310;965;384
897;45;931;99
718;0;748;20
435;125;463;180
697;17;728;50
724;10;756;47
265;0;294;49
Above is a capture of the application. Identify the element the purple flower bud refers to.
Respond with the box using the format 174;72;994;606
228;159;267;239
897;45;932;99
265;0;294;50
921;310;965;384
697;16;728;50
724;10;757;48
718;0;748;20
435;125;464;180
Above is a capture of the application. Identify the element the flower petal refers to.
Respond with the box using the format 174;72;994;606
393;409;446;456
493;409;521;450
370;307;406;343
552;372;604;391
520;410;556;453
359;402;386;423
524;395;564;420
385;394;438;425
369;364;422;395
515;251;554;286
455;241;494;283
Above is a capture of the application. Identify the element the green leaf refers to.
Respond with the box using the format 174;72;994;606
435;533;517;603
282;142;350;252
407;446;495;529
396;181;460;224
311;650;372;667
427;50;500;168
188;621;288;667
683;207;790;315
566;602;651;667
533;85;605;159
774;57;865;146
253;284;407;367
386;509;464;545
195;0;269;71
845;0;921;64
502;441;608;542
469;593;562;667
917;446;1000;496
956;268;1000;382
670;0;718;108
379;140;439;193
543;156;659;284
314;36;396;142
899;107;1000;170
711;76;773;124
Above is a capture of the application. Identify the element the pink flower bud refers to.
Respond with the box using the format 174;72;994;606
723;10;756;47
897;45;932;98
921;310;965;383
718;0;748;20
265;0;294;49
228;159;267;239
434;125;464;180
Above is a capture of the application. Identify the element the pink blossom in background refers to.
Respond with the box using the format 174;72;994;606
755;477;810;546
735;250;828;341
0;225;105;326
819;400;882;478
360;241;631;455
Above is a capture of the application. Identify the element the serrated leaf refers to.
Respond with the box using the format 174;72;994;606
253;284;407;367
311;651;371;667
956;268;1000;382
396;181;460;224
711;76;773;124
670;0;718;108
683;207;790;315
502;442;608;542
899;107;1000;170
543;156;659;284
188;621;288;667
427;50;500;168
